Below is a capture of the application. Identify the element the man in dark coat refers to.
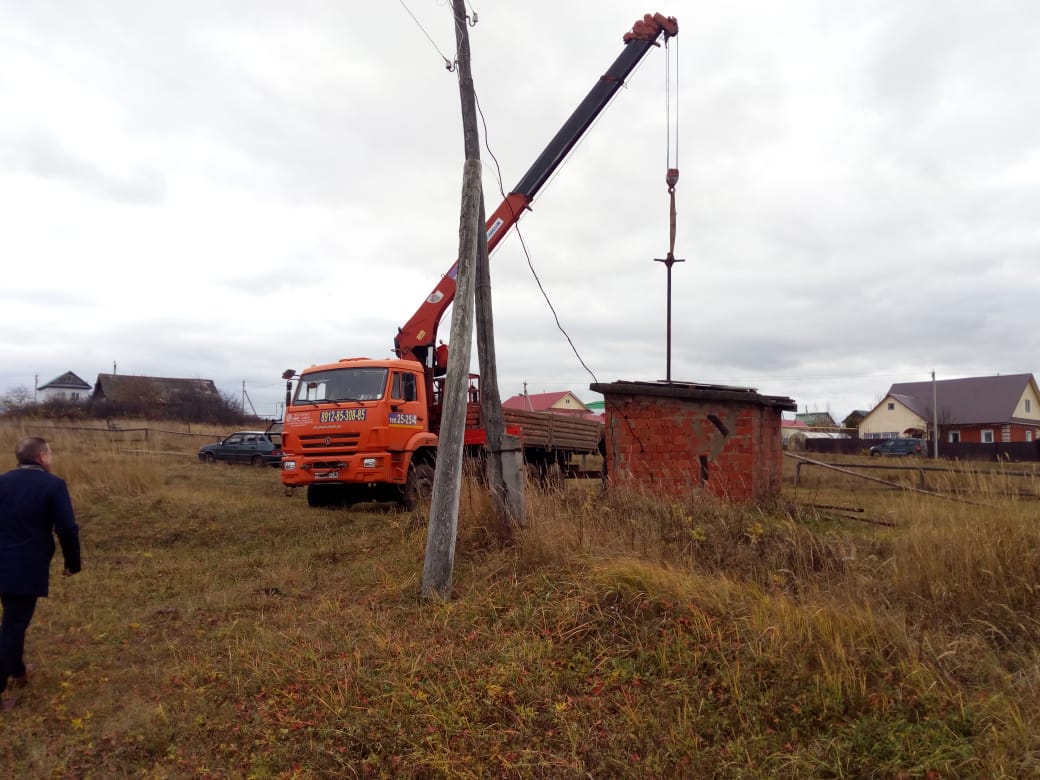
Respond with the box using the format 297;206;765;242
0;436;81;712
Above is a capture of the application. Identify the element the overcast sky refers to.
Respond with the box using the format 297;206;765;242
2;1;1037;423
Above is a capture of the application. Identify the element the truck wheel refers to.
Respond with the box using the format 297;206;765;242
401;462;434;510
307;484;346;508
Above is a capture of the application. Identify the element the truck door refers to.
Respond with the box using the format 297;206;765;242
387;370;425;448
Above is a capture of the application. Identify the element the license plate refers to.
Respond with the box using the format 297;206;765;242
315;471;339;480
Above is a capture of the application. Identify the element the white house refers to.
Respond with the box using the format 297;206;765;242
37;371;92;403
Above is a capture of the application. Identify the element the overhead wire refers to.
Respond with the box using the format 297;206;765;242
469;51;659;388
398;0;456;70
474;91;600;387
474;90;651;449
395;0;594;386
398;4;650;447
399;0;654;394
468;41;666;386
468;40;673;452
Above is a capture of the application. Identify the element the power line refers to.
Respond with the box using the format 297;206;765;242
474;90;600;386
398;0;456;70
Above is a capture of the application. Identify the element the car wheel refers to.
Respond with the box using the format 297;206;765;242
204;452;216;464
870;451;880;457
251;454;266;468
400;462;435;510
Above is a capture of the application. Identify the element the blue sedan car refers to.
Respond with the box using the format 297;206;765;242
198;431;282;467
869;438;925;457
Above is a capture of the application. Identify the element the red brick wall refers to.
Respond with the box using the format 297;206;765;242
943;423;1040;443
604;394;785;501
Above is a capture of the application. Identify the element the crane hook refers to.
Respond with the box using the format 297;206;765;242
666;167;679;193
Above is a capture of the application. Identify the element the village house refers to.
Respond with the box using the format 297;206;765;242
92;373;222;418
37;371;92;403
502;390;601;420
93;374;220;405
794;411;839;431
859;373;1040;444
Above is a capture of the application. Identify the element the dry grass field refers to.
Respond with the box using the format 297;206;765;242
2;420;1040;778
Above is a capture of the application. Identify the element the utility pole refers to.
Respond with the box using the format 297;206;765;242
474;193;527;541
422;0;482;599
241;382;257;417
932;370;939;459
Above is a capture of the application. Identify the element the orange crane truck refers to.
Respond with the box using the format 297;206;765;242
280;13;678;508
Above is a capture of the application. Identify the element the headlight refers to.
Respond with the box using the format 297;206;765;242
362;458;377;469
282;461;297;471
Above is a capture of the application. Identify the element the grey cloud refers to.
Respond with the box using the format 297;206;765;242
8;132;167;205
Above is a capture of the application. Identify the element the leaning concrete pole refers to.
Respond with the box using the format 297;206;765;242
421;159;479;600
421;1;482;599
473;194;526;540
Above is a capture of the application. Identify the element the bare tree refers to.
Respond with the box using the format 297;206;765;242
1;385;35;412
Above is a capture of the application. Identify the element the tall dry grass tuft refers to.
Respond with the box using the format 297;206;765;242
496;476;1040;765
511;477;863;600
881;496;1040;645
0;419;219;537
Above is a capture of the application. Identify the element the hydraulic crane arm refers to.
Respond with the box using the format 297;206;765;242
394;12;678;366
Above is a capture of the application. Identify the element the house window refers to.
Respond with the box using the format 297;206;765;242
981;429;994;444
1027;399;1032;413
887;402;895;411
948;431;960;443
1028;431;1034;443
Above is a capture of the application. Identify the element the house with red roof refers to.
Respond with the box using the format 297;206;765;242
502;390;602;422
781;416;809;443
859;373;1040;444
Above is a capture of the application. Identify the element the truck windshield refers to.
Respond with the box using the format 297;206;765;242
293;367;389;404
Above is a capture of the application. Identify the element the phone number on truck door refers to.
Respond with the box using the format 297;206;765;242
319;409;367;423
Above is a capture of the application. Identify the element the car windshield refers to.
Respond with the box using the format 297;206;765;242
293;367;389;404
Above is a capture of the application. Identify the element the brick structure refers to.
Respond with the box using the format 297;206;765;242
591;380;796;502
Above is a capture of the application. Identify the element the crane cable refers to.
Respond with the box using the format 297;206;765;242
665;34;680;259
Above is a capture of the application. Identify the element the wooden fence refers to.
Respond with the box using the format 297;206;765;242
802;437;1040;462
37;424;215;438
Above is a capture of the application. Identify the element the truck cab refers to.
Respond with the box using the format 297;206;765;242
280;358;438;507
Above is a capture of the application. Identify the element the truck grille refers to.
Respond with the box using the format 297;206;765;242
298;431;360;457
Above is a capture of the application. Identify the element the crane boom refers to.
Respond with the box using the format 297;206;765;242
394;12;678;367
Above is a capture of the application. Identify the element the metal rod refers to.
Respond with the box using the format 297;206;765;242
655;254;684;382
